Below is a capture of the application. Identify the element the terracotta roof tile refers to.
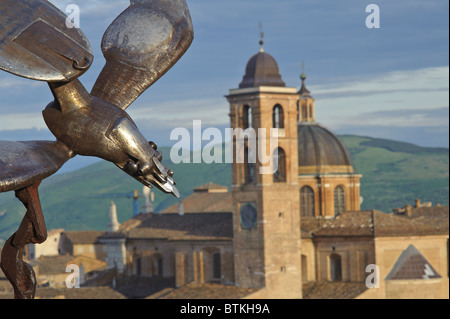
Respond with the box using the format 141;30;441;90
126;213;233;241
35;255;75;274
302;281;368;299
385;245;442;280
30;287;126;299
35;255;107;275
407;206;449;232
63;231;105;244
115;276;175;299
151;282;258;299
162;192;233;214
312;210;444;237
312;211;374;237
301;217;329;238
372;210;443;236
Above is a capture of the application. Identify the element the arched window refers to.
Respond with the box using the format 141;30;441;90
244;147;255;184
300;186;315;217
329;253;342;281
334;185;346;216
272;105;284;128
242;105;252;129
273;147;286;183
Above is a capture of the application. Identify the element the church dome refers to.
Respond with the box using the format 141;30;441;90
297;123;354;174
239;46;286;88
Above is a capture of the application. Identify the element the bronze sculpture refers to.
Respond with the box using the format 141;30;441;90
0;0;193;299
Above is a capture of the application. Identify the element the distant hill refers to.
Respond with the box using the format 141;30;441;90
0;135;448;241
340;135;448;212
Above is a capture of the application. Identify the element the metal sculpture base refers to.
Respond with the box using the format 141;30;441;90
0;182;47;299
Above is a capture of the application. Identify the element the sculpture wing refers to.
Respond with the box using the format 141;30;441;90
0;0;93;82
91;0;194;110
0;141;74;193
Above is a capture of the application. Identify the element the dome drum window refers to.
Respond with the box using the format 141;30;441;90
334;185;346;216
300;186;315;217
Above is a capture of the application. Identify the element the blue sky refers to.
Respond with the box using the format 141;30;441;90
0;0;449;171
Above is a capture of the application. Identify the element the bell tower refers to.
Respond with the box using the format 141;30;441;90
226;41;302;298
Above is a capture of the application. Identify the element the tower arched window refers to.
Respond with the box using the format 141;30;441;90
244;147;255;184
300;186;315;217
273;147;286;183
334;185;346;216
242;105;252;129
272;104;284;129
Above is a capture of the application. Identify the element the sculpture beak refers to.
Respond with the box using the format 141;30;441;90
123;155;180;199
148;157;180;199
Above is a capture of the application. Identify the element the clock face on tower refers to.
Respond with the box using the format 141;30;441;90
239;202;257;229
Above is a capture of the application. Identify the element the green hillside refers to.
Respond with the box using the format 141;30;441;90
341;135;449;213
0;136;448;241
0;147;231;241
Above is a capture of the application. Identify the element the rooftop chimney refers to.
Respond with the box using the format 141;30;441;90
178;202;184;216
415;199;421;208
108;201;120;232
405;204;412;217
141;186;154;214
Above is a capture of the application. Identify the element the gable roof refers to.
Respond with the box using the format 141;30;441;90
162;192;233;214
312;210;444;238
385;245;442;280
126;212;233;241
35;255;107;275
63;231;105;245
406;206;449;232
35;287;126;299
372;210;442;236
148;282;258;299
302;281;368;299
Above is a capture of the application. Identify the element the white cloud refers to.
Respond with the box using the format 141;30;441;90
0;112;47;131
345;107;449;128
311;66;449;129
128;97;229;128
